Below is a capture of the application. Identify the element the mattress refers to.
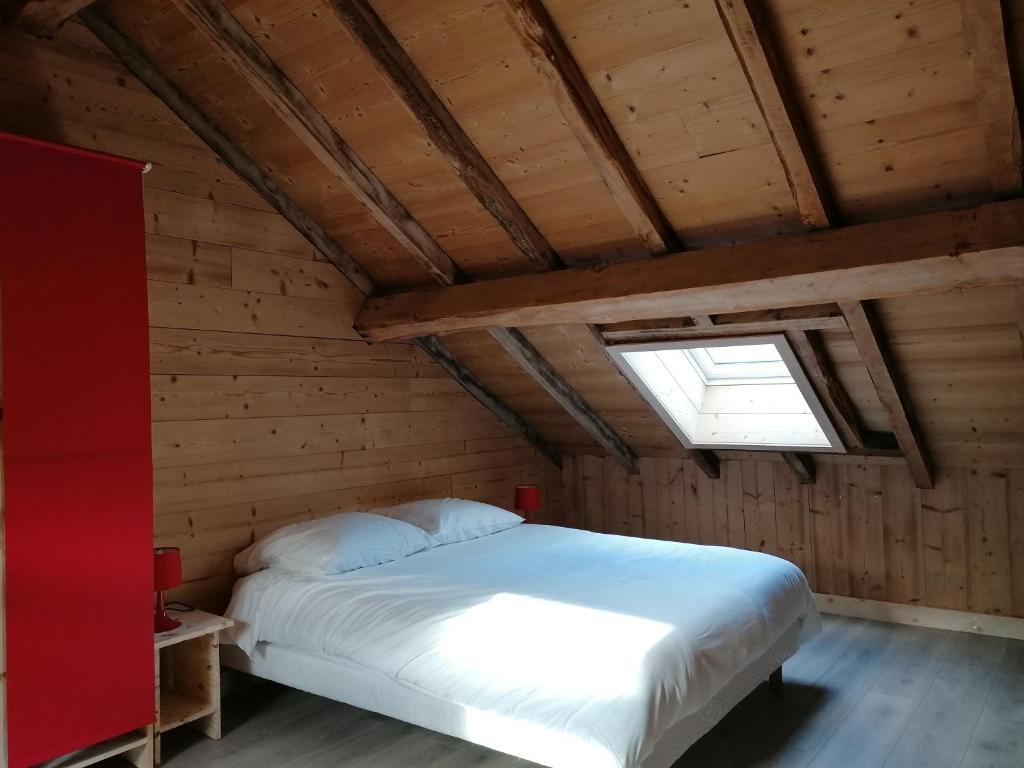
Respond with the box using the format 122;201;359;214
221;618;802;768
226;524;819;768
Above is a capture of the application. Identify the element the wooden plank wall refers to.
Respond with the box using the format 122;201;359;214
0;23;562;612
563;455;1024;618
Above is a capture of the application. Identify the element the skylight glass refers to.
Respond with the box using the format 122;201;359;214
609;336;843;452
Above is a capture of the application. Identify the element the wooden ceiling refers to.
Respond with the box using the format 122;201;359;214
7;0;1024;474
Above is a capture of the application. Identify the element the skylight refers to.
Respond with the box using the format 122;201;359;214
608;335;843;452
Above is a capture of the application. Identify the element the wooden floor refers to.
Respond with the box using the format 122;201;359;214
150;615;1023;768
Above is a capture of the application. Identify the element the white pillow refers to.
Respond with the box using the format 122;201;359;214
233;511;430;576
373;498;523;546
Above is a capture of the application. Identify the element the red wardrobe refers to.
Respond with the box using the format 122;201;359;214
0;133;154;766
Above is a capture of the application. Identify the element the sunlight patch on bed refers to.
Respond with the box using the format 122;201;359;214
436;593;673;701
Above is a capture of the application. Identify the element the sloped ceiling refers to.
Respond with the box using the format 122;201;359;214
80;0;1024;468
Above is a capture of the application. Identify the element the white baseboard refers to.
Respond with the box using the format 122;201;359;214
813;593;1024;641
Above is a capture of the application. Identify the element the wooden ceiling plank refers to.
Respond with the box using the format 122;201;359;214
326;0;561;272
79;7;377;297
319;0;644;468
715;0;835;229
839;301;934;489
80;7;564;470
500;0;681;255
170;0;464;287
355;200;1024;340
415;336;562;468
960;0;1023;198
2;0;95;35
785;329;866;449
781;452;815;484
487;327;637;473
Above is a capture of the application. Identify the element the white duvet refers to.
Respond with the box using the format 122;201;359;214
228;524;819;768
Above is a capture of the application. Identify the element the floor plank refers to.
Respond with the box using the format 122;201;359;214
124;618;1023;768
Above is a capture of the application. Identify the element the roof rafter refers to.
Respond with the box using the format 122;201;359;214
960;0;1023;198
1;0;95;34
785;329;866;449
326;0;561;272
782;452;816;484
78;6;564;470
168;0;464;287
356;200;1024;339
100;0;647;474
715;0;835;229
500;0;681;254
839;301;933;489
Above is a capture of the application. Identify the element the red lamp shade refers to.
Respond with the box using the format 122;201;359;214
154;547;182;591
153;547;182;633
514;485;542;516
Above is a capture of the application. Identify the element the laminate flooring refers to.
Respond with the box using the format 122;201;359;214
150;615;1024;768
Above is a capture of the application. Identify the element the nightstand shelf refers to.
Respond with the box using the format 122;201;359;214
154;609;233;764
38;728;152;768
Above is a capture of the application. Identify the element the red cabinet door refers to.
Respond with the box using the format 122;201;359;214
0;133;154;767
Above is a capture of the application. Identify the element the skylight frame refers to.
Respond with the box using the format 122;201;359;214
608;334;846;453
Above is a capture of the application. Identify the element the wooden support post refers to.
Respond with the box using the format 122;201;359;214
839;301;934;489
959;0;1023;198
81;7;563;470
715;0;835;229
327;0;561;272
781;452;816;485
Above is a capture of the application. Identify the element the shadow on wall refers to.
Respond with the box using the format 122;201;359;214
1;24;72;141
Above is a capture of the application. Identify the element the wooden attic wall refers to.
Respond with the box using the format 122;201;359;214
0;22;563;612
564;457;1024;619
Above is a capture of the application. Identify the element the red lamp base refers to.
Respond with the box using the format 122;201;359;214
154;590;180;633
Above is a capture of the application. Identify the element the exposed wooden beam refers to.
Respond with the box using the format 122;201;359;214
1;0;95;34
487;327;636;473
839;301;933;489
602;305;846;343
960;0;1023;198
168;0;638;472
356;200;1024;340
414;336;561;468
782;452;816;484
80;7;563;470
785;329;866;449
500;0;680;254
715;0;835;229
79;8;377;297
169;0;464;287
327;0;561;272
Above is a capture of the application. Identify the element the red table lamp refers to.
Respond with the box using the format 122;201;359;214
154;547;182;632
514;485;542;522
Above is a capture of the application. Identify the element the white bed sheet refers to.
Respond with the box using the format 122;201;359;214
221;618;802;768
227;524;819;768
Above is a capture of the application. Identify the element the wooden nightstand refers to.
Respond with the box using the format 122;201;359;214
154;609;233;763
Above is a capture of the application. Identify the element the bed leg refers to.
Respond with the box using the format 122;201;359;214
768;667;783;697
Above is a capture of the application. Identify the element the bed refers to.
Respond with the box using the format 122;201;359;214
223;522;820;768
